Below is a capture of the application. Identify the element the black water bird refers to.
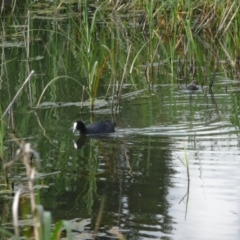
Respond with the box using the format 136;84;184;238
73;120;116;135
187;80;199;90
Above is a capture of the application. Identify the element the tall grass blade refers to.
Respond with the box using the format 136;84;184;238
36;76;81;108
0;227;18;239
43;211;52;240
51;220;73;240
12;189;22;237
130;41;149;74
0;106;4;160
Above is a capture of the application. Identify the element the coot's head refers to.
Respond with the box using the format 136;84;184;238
73;121;87;134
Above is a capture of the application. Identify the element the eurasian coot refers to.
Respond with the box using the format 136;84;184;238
73;120;116;135
187;80;199;90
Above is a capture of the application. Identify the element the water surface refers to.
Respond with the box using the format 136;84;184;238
28;83;240;239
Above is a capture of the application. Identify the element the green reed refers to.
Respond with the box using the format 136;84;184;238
1;140;73;240
0;105;4;161
0;106;8;188
79;1;109;110
20;0;240;109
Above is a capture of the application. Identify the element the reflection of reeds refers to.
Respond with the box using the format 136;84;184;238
1;70;35;119
0;110;9;189
35;76;80;108
178;146;190;219
117;45;132;111
0;105;4;161
93;195;105;240
178;146;190;182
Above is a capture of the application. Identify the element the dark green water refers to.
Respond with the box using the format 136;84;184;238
1;2;240;240
2;83;240;239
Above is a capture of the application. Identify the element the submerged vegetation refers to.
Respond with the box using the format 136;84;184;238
1;0;240;239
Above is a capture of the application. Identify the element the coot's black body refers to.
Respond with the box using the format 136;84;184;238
187;80;199;90
73;120;116;135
